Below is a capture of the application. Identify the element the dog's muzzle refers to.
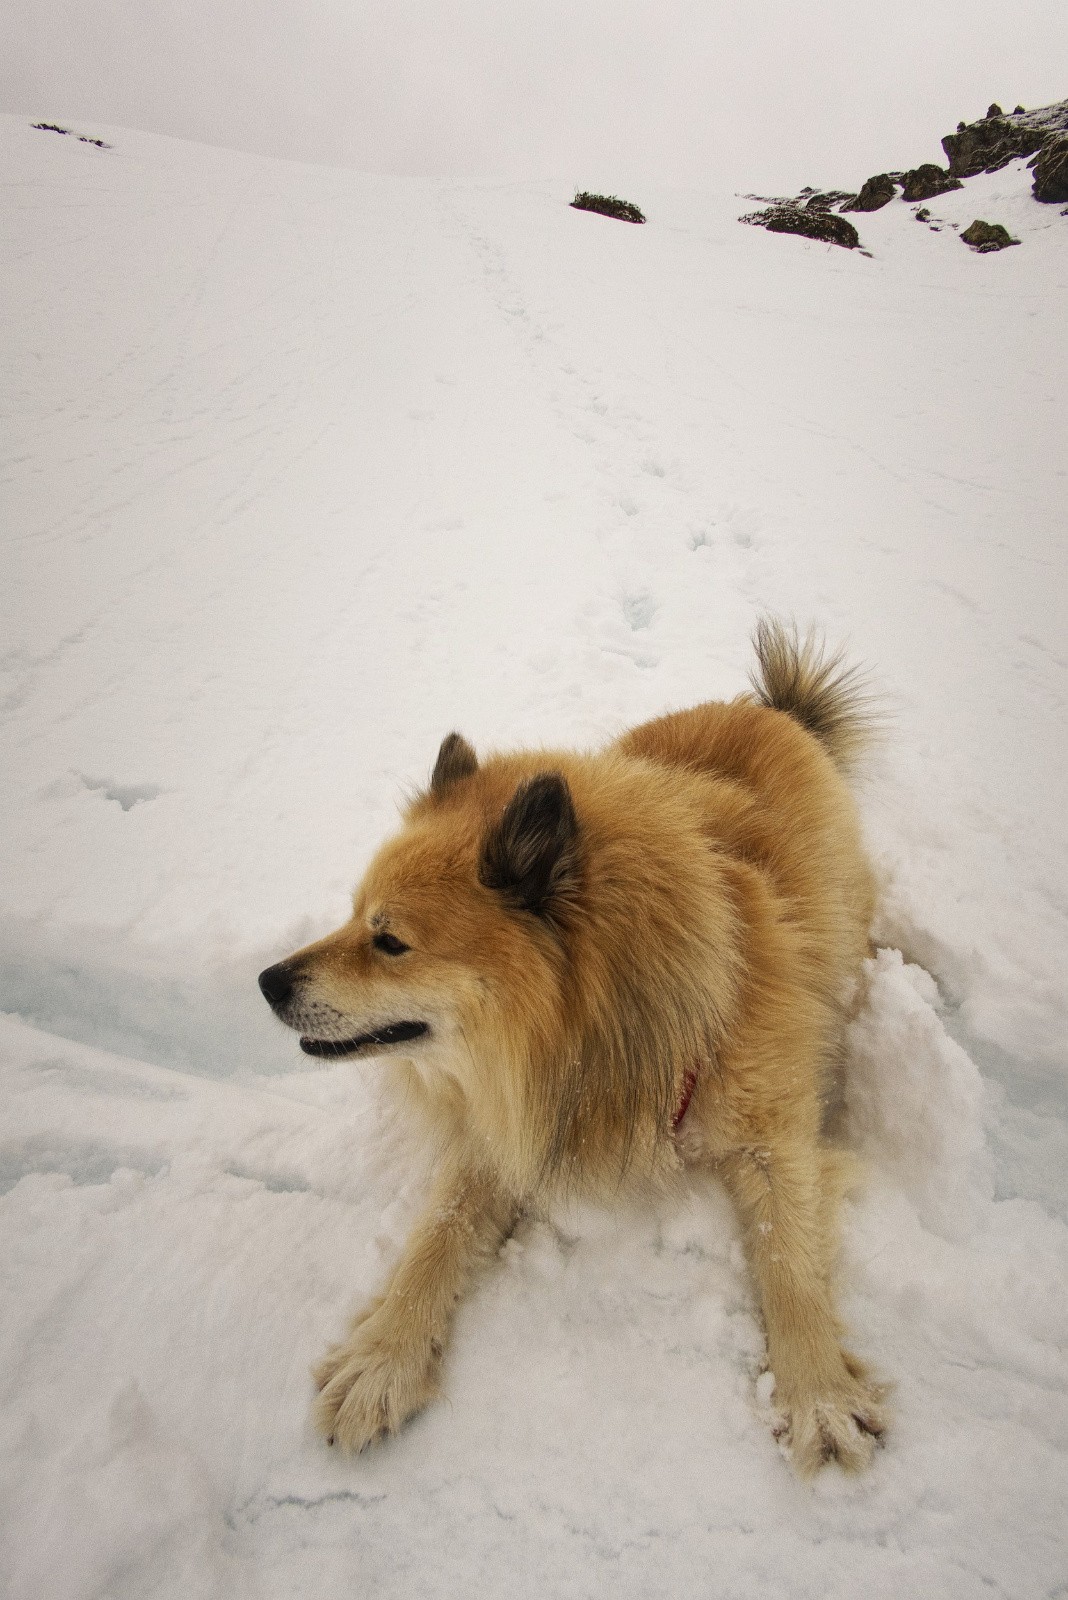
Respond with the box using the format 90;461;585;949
258;963;430;1058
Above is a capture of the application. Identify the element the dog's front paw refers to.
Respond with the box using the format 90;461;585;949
773;1357;889;1477
311;1314;442;1453
310;1296;384;1393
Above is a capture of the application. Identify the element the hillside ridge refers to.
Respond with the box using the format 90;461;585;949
742;97;1068;249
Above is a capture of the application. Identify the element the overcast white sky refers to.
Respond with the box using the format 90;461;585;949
2;1;1066;192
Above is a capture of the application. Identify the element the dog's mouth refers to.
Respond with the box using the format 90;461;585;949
298;1021;430;1058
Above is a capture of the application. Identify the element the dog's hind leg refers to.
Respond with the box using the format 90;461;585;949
313;1160;516;1453
718;1139;888;1477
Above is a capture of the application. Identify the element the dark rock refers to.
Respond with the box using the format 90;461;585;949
900;163;963;201
942;99;1068;178
741;205;860;249
943;117;1044;176
803;189;856;212
987;103;1003;119
842;172;898;212
915;207;931;222
1014;106;1026;115
1032;133;1068;203
960;219;1019;252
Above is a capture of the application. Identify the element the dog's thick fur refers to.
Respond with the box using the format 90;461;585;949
260;620;888;1476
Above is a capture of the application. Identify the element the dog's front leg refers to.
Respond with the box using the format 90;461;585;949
719;1141;888;1476
313;1160;516;1453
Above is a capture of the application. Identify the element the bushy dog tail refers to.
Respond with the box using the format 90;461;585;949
749;617;876;771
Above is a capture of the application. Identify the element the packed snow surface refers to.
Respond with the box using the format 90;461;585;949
2;117;1066;1598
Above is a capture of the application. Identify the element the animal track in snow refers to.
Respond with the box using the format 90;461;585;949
0;1137;163;1196
224;1165;314;1196
77;774;163;811
621;590;658;631
38;772;165;811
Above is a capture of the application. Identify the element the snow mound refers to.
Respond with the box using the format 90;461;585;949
846;949;992;1239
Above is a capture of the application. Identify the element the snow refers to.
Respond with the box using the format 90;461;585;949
1;115;1067;1597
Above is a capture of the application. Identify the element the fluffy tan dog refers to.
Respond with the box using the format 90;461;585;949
259;620;888;1476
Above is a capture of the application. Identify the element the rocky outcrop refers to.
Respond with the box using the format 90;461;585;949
739;96;1067;254
942;100;1068;185
1031;134;1068;204
943;117;1045;177
842;173;898;212
798;188;857;212
960;219;1019;252
899;164;963;201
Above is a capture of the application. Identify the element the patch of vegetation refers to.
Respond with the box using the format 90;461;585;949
31;122;110;150
740;205;860;250
571;192;646;224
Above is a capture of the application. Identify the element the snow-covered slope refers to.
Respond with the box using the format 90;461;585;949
1;116;1066;1598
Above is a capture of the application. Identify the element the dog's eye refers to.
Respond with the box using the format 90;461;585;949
372;932;410;957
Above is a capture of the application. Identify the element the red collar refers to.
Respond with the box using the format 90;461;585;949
672;1066;699;1133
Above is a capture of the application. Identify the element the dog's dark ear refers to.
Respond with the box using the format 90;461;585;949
480;773;579;917
431;732;478;794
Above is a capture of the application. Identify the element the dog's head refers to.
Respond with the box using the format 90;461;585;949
258;734;580;1077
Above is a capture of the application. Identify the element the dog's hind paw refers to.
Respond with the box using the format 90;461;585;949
311;1316;442;1453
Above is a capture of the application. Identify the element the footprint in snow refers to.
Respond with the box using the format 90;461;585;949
77;774;164;811
40;772;164;811
621;590;658;632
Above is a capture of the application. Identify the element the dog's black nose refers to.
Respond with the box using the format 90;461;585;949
258;963;294;1007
